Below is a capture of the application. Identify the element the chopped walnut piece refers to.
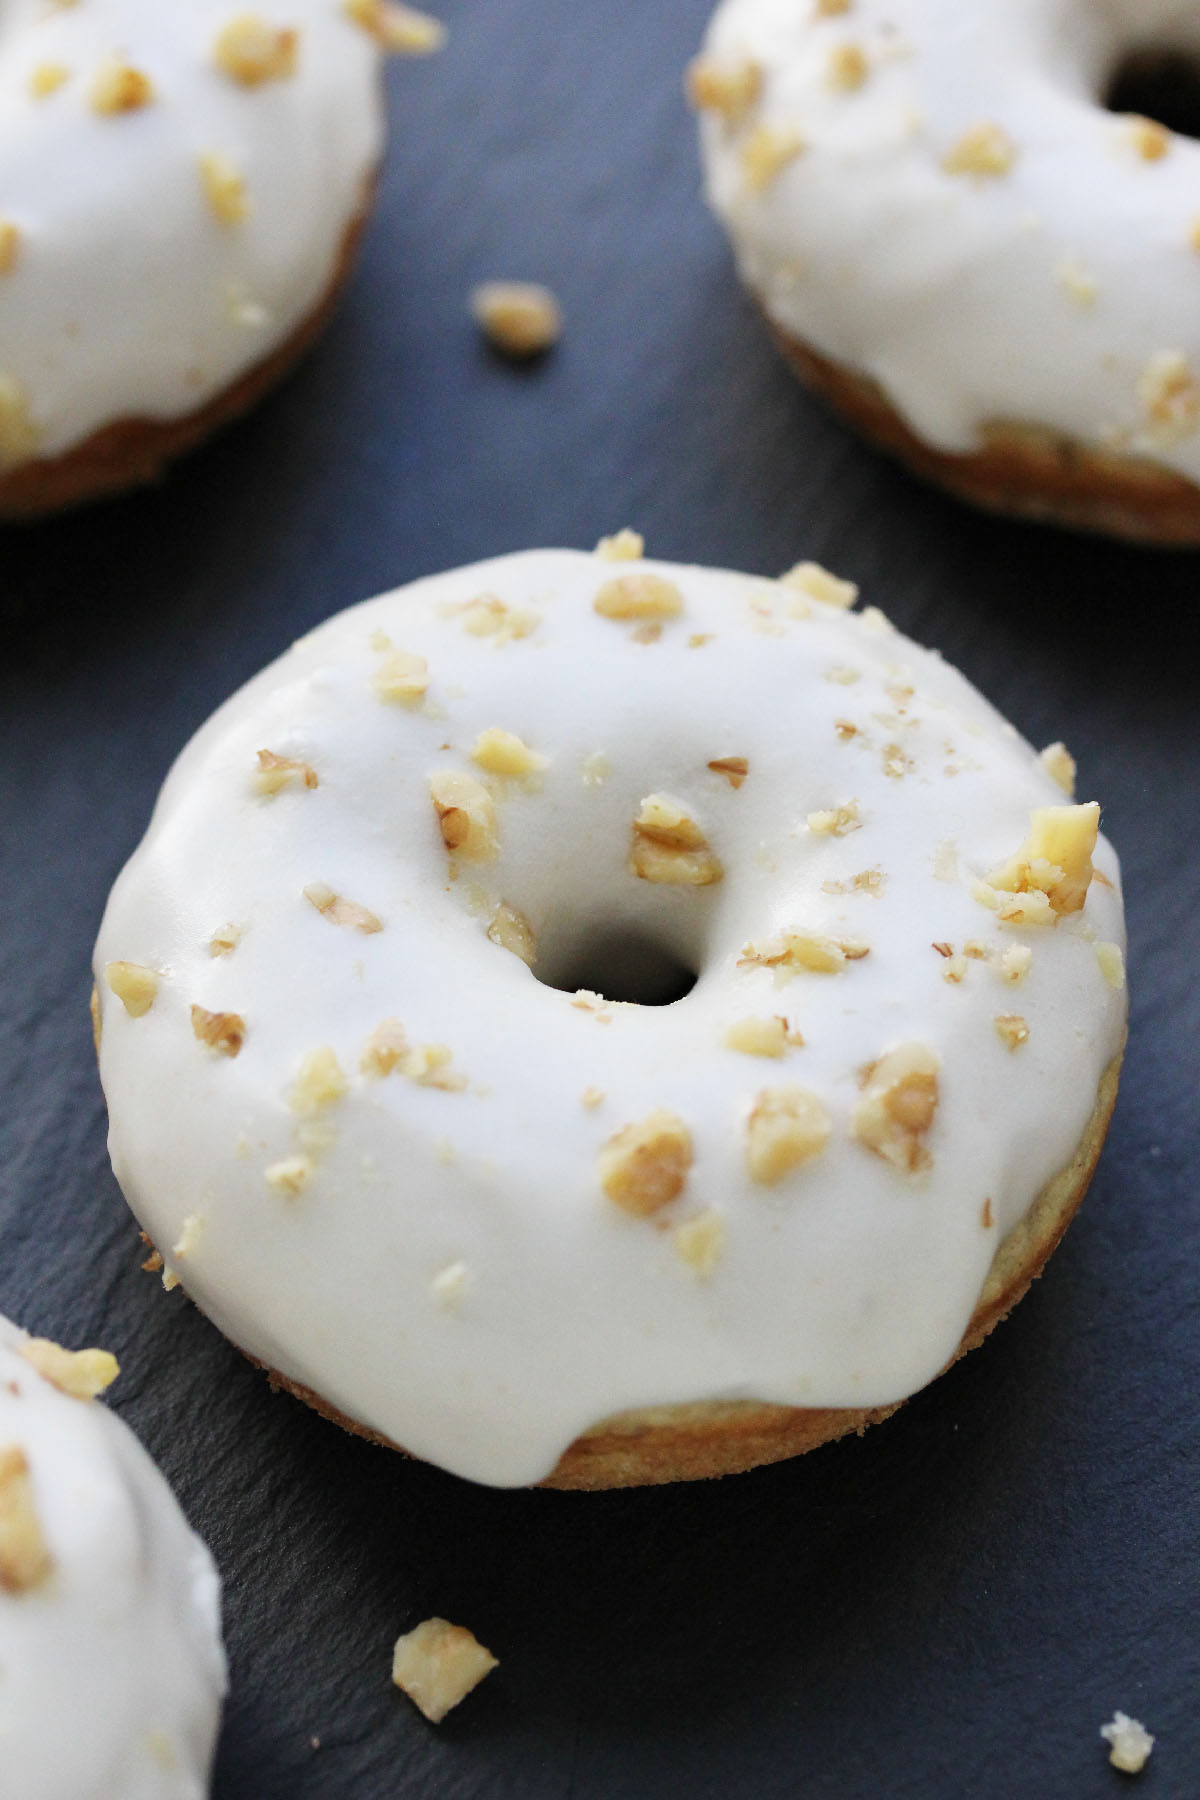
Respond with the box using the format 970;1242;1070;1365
595;528;644;562
973;881;1057;928
599;1110;692;1217
581;1086;605;1109
685;54;763;123
0;373;38;469
1096;941;1126;990
852;1043;940;1174
373;649;429;704
430;771;499;861
630;793;723;886
827;42;868;89
594;572;684;621
253;748;317;796
470;727;546;777
29;62;70;98
882;742;913;779
361;1017;408;1076
1138;349;1200;441
1039;741;1076;796
303;882;383;933
403;1044;468;1090
1123;115;1170;161
290;1047;348;1114
994;1013;1029;1051
209;922;245;957
90;57;154;114
19;1338;119;1401
740;930;867;977
675;1208;726;1279
942;954;967;985
815;0;852;13
214;15;298;84
265;1154;313;1196
987;802;1099;917
0;1448;53;1594
981;1197;994;1229
780;560;858;608
487;902;536;966
999;944;1033;985
104;961;159;1017
0;222;21;276
745;1086;831;1184
742;123;807;192
199;152;250;225
392;1618;497;1723
826;664;861;686
942;121;1016;177
471;281;562;358
821;867;885;897
345;0;445;52
449;594;539;642
1100;1712;1154;1775
723;1015;800;1058
190;1005;246;1058
807;798;860;836
708;755;749;789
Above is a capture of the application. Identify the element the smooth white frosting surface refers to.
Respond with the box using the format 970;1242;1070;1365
0;0;384;462
697;0;1200;480
94;549;1127;1488
0;1315;225;1799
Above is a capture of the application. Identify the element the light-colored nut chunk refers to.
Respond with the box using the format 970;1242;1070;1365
0;373;38;469
402;1044;468;1090
807;798;860;836
199;151;251;224
91;57;154;113
685;54;762;123
993;1014;1029;1051
852;1043;940;1174
487;902;536;966
594;572;684;621
780;561;857;608
0;222;21;276
361;1017;408;1076
471;282;561;358
265;1154;313;1196
1096;941;1126;990
0;1447;54;1594
19;1338;119;1401
595;528;644;562
999;944;1033;985
827;42;868;90
675;1208;726;1279
633;793;706;850
740;931;868;976
988;803;1099;917
745;1086;831;1183
29;63;70;99
253;749;317;797
470;728;546;777
208;922;245;957
1039;741;1076;796
289;1046;348;1114
707;755;749;789
941;121;1016;177
346;0;446;53
741;123;806;192
724;1015;794;1058
373;649;429;704
599;1110;692;1217
430;771;499;861
1124;115;1170;161
214;15;298;84
1100;1712;1154;1774
303;882;383;933
191;1005;246;1058
105;961;159;1017
630;794;723;886
451;594;539;641
392;1618;497;1723
1138;349;1200;441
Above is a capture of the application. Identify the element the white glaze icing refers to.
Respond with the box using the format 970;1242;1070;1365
0;1315;225;1799
696;0;1200;480
94;549;1127;1488
0;0;387;464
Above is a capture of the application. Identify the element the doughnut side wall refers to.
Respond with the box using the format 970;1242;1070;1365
93;550;1128;1488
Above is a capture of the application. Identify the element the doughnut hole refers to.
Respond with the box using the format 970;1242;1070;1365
1105;49;1200;141
534;919;698;1008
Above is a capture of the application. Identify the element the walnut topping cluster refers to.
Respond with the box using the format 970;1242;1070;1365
745;1086;831;1183
685;54;763;124
214;15;298;84
487;902;536;965
446;594;540;642
290;1046;348;1114
91;57;155;114
191;1005;246;1058
430;771;500;861
594;572;684;622
303;882;383;933
723;1015;803;1058
200;152;251;225
104;960;159;1017
471;282;562;359
470;727;546;778
254;748;318;796
822;867;885;897
599;1110;693;1217
0;1447;53;1594
345;0;447;54
392;1618;497;1723
708;755;749;789
780;560;858;609
941;121;1016;177
0;374;38;470
852;1044;940;1173
739;930;869;977
985;802;1100;919
741;123;807;192
827;42;868;90
19;1338;119;1401
373;648;429;704
360;1020;467;1089
0;222;21;277
1138;350;1200;442
630;794;723;886
1039;741;1077;796
595;528;644;562
675;1207;726;1278
807;798;860;836
994;1013;1030;1051
1100;1712;1154;1775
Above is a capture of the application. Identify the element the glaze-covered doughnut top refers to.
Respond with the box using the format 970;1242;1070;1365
95;548;1127;1488
694;0;1200;483
0;0;396;468
0;1315;225;1799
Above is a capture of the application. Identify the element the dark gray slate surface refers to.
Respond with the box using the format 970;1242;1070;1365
1;2;1197;1795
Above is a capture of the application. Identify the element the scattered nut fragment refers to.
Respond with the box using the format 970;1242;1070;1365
852;1044;940;1174
973;881;1057;928
361;1017;408;1076
105;961;159;1017
191;1005;246;1058
265;1154;313;1196
1123;115;1170;161
941;121;1016;177
214;15;298;84
987;803;1100;917
449;595;539;642
745;1086;831;1183
373;649;429;704
90;57;154;114
1100;1711;1154;1774
253;748;317;796
599;1110;692;1217
741;123;806;192
90;986;102;1052
685;54;762;123
994;1014;1029;1051
999;944;1033;985
18;1338;119;1401
402;1044;468;1091
823;868;885;897
807;798;860;836
199;152;251;224
707;756;749;789
470;728;546;778
780;560;857;608
581;1086;605;1109
208;922;245;957
724;1015;800;1058
0;222;21;276
740;931;868;977
630;794;723;886
29;63;70;99
0;1447;54;1594
1138;349;1200;441
1038;741;1076;796
430;1261;469;1311
392;1618;497;1723
882;743;913;779
827;42;868;89
941;953;968;984
595;528;644;562
981;1197;994;1229
594;572;684;622
487;902;536;966
675;1208;726;1279
289;1047;348;1114
1096;941;1126;990
172;1215;204;1262
345;0;446;53
430;771;499;861
471;282;562;359
0;373;38;469
303;882;383;933
816;0;852;13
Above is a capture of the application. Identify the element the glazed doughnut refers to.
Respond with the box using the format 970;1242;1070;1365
0;0;442;519
0;1314;225;1797
93;546;1127;1489
692;0;1200;542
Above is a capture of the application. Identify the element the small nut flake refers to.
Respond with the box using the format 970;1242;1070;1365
18;1338;119;1401
941;121;1016;177
254;749;317;796
630;794;724;886
1039;741;1076;796
487;902;536;965
740;931;868;977
685;54;763;123
303;882;383;934
265;1154;313;1196
723;1015;799;1058
827;42;868;90
1138;350;1200;442
471;282;562;359
191;1005;247;1058
780;561;857;608
214;15;298;84
994;1013;1030;1051
199;152;251;224
208;922;246;957
1100;1711;1154;1774
1096;941;1126;989
470;728;546;778
105;961;159;1017
745;1086;831;1183
345;0;446;53
594;573;684;622
987;803;1099;917
0;1447;54;1594
91;56;155;114
290;1046;348;1114
392;1618;497;1723
599;1110;692;1217
675;1208;726;1278
741;123;806;192
852;1044;940;1174
373;649;429;704
29;63;70;99
448;595;540;642
707;756;749;789
430;771;499;861
807;798;860;836
361;1018;408;1076
999;944;1033;985
1123;115;1170;162
595;528;644;562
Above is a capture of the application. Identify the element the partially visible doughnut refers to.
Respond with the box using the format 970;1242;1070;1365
693;0;1200;542
93;547;1127;1489
0;1;441;519
0;1314;225;1797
